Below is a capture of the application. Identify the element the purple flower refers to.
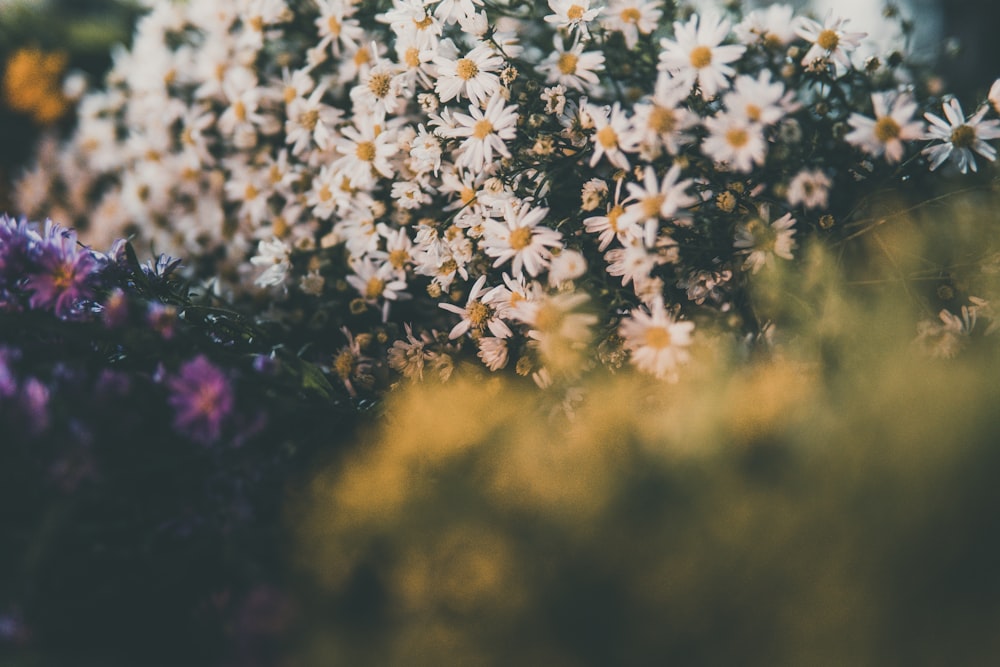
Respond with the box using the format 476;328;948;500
25;223;101;318
167;356;235;445
0;215;40;301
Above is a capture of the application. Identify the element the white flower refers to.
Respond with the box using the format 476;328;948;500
350;59;405;120
482;202;563;277
476;336;509;370
315;0;364;57
702;112;767;172
284;84;342;155
990;79;1000;115
331;116;398;189
619;164;697;247
724;71;796;126
346;257;410;321
734;4;797;47
544;0;603;35
734;205;797;274
548;249;588;286
586;102;637;169
632;73;696;157
439;274;513;339
658;12;746;98
584;180;634;251
786;169;832;210
446;93;519;172
795;14;866;69
537;34;606;93
922;98;1000;173
845;92;924;163
434;43;504;108
541;84;568;115
619;297;695;382
250;237;291;287
601;0;663;50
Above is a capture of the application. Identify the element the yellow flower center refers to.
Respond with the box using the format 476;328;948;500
413;15;434;29
244;184;259;200
567;4;585;21
319;185;333;202
456;58;479;80
874;116;901;143
300;109;319;130
620;7;641;24
726;128;749;148
467;301;494;329
689;45;713;69
817;29;839;51
473;119;494;139
649;106;677;134
645;326;672;349
333;350;355;380
558;52;579;75
283;85;297;104
641;194;666;220
354;48;371;67
368;73;391;98
327;16;341;35
365;277;385;299
389;249;409;269
355;141;376;162
745;104;762;123
405;47;421;69
460;186;477;205
607;205;625;232
596;125;618;149
950;124;976;149
509;226;533;250
248;15;264;31
233;100;247;122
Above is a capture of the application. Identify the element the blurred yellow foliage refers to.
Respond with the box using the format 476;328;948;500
3;47;68;124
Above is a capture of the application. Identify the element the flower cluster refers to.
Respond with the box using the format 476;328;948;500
11;0;1000;395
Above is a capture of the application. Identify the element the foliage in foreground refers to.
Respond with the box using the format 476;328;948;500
292;203;1000;666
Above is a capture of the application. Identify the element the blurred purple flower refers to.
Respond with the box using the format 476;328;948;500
21;377;51;436
167;356;234;445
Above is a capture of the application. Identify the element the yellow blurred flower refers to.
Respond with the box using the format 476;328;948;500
3;47;69;124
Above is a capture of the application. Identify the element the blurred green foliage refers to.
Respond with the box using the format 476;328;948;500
292;189;1000;666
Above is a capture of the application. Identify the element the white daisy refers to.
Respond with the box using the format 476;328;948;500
330;116;398;189
922;98;1000;173
723;70;796;126
250;237;291;287
619;297;695;382
446;93;519;173
795;14;866;69
619;164;697;247
434;43;504;108
544;0;603;35
586;102;638;169
601;0;663;50
734;4;798;48
482;202;563;278
439;274;513;339
786;169;832;210
658;12;746;98
537;34;606;93
701;112;767;172
733;205;797;274
845;92;925;163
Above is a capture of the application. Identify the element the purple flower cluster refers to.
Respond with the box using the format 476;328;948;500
0;214;104;319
